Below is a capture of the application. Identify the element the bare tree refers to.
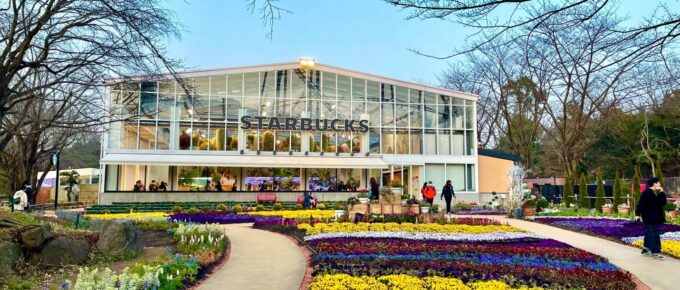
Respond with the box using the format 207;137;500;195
0;0;186;153
247;0;292;40
524;6;655;176
385;0;680;70
440;40;521;148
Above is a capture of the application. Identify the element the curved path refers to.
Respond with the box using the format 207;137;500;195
482;216;680;290
198;223;306;290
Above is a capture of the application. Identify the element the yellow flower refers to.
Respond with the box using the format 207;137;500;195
469;280;512;290
298;222;523;236
378;274;425;289
308;274;540;290
631;240;680;258
85;212;168;221
244;210;335;219
422;277;470;290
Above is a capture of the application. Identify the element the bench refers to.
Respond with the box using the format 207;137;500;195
256;193;277;203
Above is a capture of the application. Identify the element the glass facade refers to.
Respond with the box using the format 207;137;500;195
103;64;478;195
107;68;476;156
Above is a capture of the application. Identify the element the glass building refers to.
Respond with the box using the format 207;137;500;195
100;61;478;203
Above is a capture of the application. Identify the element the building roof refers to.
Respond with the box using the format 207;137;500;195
109;61;478;101
478;148;520;162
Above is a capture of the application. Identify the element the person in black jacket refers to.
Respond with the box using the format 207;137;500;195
441;180;456;214
635;177;667;259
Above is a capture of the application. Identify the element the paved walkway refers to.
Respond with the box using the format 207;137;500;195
485;216;680;290
198;223;306;290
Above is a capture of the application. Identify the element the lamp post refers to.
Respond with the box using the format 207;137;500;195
51;150;60;210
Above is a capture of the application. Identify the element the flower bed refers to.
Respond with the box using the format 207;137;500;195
299;221;634;289
453;209;506;215
244;209;335;219
309;274;543;290
534;217;680;259
64;224;228;289
85;212;168;221
169;212;274;224
298;222;521;235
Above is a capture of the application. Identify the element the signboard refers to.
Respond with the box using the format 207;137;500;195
241;116;369;133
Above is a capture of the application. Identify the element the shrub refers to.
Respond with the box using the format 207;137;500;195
632;171;641;209
356;192;369;198
613;173;622;212
563;177;574;207
578;173;590;208
171;205;183;214
232;204;243;214
256;205;265;211
202;206;212;212
665;203;677;212
216;203;228;212
295;204;303;210
102;208;111;214
594;175;605;212
187;207;200;215
273;203;283;210
522;199;536;208
317;203;326;210
537;198;549;210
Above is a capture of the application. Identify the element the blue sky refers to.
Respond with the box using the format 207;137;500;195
163;0;675;85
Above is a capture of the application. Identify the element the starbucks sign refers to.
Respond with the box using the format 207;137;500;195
240;116;369;133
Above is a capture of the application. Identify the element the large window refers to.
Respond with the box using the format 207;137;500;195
245;168;273;191
273;168;301;191
107;70;477;157
308;168;336;191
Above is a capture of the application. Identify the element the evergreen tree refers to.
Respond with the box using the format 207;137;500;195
578;173;590;208
632;172;641;210
563;177;574;207
594;175;606;212
613;173;622;212
655;160;664;186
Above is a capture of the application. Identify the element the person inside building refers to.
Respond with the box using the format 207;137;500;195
133;180;145;192
13;185;29;211
636;177;667;259
369;177;379;200
204;180;213;192
148;180;158;192
441;180;456;213
158;181;167;191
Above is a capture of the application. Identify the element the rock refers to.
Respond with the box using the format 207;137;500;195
0;241;21;276
32;238;89;266
19;224;54;250
96;220;142;257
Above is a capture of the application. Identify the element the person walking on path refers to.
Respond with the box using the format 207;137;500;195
636;177;667;259
441;180;456;213
13;186;29;211
423;181;437;205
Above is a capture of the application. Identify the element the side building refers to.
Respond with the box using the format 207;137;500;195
99;60;479;205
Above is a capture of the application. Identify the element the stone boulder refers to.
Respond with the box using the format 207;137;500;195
96;220;142;257
19;224;54;250
0;241;21;276
31;238;89;266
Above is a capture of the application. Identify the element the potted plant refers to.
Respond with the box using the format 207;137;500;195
617;203;630;214
379;187;395;204
347;197;359;206
334;203;347;219
536;198;549;212
356;192;369;204
401;193;409;205
665;203;678;218
431;204;439;214
602;203;613;214
521;199;537;217
420;202;431;214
